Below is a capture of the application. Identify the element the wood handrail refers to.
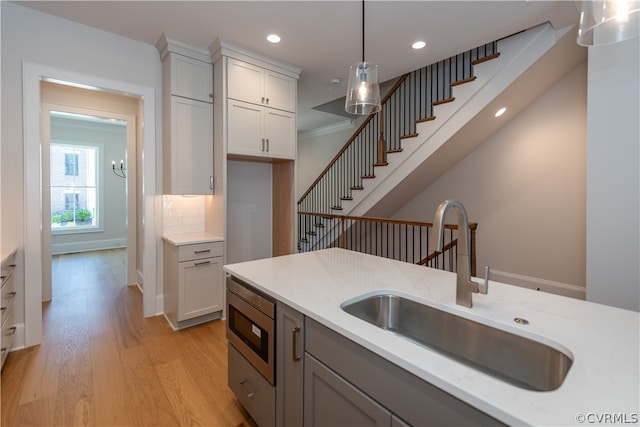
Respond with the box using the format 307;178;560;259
417;239;458;265
297;74;410;205
299;211;477;275
298;210;478;230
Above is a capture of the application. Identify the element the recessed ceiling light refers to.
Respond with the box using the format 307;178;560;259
495;107;507;117
412;41;427;50
267;34;281;43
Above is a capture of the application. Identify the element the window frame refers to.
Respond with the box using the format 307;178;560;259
50;140;104;235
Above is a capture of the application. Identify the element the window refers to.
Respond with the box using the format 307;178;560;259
64;153;79;176
64;193;79;210
51;143;99;232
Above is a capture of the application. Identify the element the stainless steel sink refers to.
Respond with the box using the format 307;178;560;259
341;293;572;391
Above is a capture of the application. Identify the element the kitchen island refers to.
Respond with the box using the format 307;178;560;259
224;248;639;426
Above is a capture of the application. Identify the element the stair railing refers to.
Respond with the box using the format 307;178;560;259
298;211;477;276
297;41;497;246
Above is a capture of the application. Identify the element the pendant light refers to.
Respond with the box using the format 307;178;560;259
577;0;640;46
345;0;381;115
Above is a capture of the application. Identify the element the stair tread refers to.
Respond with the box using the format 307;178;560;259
400;133;419;140
451;76;477;87
471;52;500;66
314;223;325;228
351;186;364;190
386;148;403;153
432;97;455;106
331;206;343;211
306;231;317;236
361;175;376;179
374;162;389;167
340;196;353;201
416;116;436;124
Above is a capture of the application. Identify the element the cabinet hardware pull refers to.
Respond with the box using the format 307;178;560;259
261;97;265;104
194;260;211;266
210;176;214;191
292;326;301;361
193;249;211;254
239;379;256;398
9;264;16;268
265;97;269;105
266;139;269;152
261;138;265;152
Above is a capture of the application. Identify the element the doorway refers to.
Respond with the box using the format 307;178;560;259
40;93;137;301
23;63;158;348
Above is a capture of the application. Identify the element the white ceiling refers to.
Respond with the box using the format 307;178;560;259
15;1;580;132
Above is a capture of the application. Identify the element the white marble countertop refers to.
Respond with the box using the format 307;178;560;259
224;248;639;426
1;247;17;265
161;232;224;246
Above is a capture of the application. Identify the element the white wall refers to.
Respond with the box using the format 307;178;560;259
297;123;356;199
586;37;640;312
1;2;162;346
393;63;587;290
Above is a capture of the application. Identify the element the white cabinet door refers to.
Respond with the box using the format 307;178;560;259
264;70;296;112
228;58;296;113
171;54;213;103
265;109;296;160
227;58;264;105
228;99;264;157
170;97;214;194
177;257;223;321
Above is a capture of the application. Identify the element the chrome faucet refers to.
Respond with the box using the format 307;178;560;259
430;200;487;308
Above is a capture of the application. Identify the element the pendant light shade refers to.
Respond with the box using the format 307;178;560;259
577;0;640;46
345;0;381;115
345;62;381;115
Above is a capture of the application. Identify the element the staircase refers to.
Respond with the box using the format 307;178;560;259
298;22;564;252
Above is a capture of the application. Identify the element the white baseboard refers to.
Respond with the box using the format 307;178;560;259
51;238;126;255
487;269;586;300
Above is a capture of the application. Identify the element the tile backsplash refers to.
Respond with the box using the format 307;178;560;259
162;195;205;234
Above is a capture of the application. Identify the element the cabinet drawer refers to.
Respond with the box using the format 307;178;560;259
1;307;16;367
1;251;16;287
228;343;275;427
177;241;223;262
1;274;16;326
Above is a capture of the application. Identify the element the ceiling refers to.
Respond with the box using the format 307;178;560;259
15;1;580;133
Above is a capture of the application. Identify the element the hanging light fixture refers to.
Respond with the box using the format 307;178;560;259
345;0;381;115
577;0;640;46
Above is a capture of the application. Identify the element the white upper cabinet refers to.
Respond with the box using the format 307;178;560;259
227;58;296;113
171;54;213;103
157;35;214;195
227;99;295;160
168;97;214;194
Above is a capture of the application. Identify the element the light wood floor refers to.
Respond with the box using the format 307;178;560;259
1;249;257;427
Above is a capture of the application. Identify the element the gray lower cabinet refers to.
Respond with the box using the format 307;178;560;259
276;302;304;426
305;318;505;427
304;353;391;426
228;343;275;426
